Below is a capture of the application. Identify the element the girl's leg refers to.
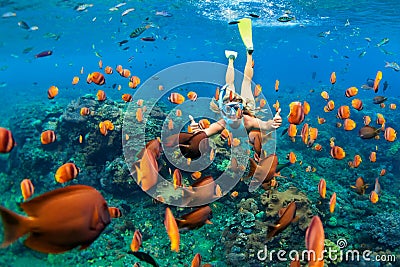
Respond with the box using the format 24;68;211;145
241;52;255;105
225;50;237;94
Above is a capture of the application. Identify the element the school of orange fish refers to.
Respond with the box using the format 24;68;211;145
0;54;398;266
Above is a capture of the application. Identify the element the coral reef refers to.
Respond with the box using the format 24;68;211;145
362;211;400;248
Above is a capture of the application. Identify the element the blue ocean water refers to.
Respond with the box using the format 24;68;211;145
0;0;400;266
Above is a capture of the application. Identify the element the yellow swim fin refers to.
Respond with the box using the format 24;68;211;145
237;18;253;52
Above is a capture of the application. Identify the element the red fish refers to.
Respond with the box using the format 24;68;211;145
288;101;305;125
47;85;59;99
20;179;34;201
87;72;105;85
267;202;297;238
0;127;16;153
55;163;80;183
164;207;180;252
108;207;122;218
40;130;56;145
329;192;337;213
130;229;142;252
0;185;111;253
176;205;212;230
305;216;325;267
318;178;326;199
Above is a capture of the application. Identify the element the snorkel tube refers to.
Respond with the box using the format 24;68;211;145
218;84;234;124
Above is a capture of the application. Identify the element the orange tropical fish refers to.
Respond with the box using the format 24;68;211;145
175;109;182;117
288;124;297;142
317;116;326;124
380;103;385;108
232;138;240;147
288;151;297;164
191;253;202;267
309;127;318;142
116;65;123;74
369;151;376;162
380;169;386;176
72;76;79;85
259;98;267;108
168;93;185;104
363;115;371;125
343;119;356;131
0;185;111;254
323;100;335;112
330;71;336;84
199;119;211;129
137;99;144;106
79;135;83;144
230;191;239;198
389;103;396;110
384;127;397;142
20;179;34;201
164;207;180;252
349;154;362;168
104;66;113;74
313;144;322;151
130;229;142;252
103;120;114;130
301;123;309;145
187;91;198;101
129;76;140;88
136;108;143;122
303;101;310;115
318;178;326;199
288;101;305;125
345;86;358;97
122;93;133;102
173;169;182;189
351;177;368;195
373;70;382;93
273;100;280;112
55;163;79;183
120;69;131;78
40;130;56;145
320;91;329;100
214;87;219;100
305;216;325;267
209;148;215;161
108;207;122;218
351;98;363;111
191;171;202;180
329;192;336;213
337;105;350;119
96;90;106;101
80;107;91;116
376;113;385;125
47;85;59;99
0;128;16;153
99;122;108;136
274;80;279;92
330;146;345;160
168;119;174;130
254;84;262;97
369;190;379;204
87;72;105;85
220;128;230;140
98;59;103;69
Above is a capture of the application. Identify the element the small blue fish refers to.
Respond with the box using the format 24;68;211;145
155;11;172;17
376;38;389;47
384;61;400;71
